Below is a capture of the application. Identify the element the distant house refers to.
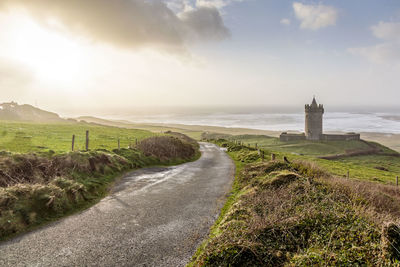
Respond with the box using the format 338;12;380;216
280;97;360;142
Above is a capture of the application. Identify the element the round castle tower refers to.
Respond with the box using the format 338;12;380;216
305;97;324;141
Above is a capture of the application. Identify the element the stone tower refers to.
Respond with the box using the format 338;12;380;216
305;97;324;141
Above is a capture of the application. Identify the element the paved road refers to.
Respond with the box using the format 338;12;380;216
0;143;234;267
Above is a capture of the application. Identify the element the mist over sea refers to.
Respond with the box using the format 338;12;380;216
103;110;400;134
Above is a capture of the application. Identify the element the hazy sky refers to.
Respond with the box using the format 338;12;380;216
0;0;399;115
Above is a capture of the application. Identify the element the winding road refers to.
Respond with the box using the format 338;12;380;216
0;143;234;267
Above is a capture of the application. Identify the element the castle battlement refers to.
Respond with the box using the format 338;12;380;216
305;104;324;111
305;97;324;113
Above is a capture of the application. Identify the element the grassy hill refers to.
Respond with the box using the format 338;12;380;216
0;120;155;153
216;134;394;156
190;141;400;266
0;102;64;122
202;133;400;185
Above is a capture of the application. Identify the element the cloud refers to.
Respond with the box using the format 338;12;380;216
349;21;400;64
280;18;291;25
0;0;230;51
371;21;400;42
196;0;244;10
348;43;400;64
167;0;194;13
293;2;338;30
180;7;230;41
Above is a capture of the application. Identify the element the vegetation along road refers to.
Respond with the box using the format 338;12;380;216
0;143;234;267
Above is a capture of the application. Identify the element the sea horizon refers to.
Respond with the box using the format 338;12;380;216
92;110;400;135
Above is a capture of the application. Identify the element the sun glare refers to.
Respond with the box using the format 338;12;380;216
4;12;85;84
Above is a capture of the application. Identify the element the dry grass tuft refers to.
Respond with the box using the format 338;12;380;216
0;152;127;187
324;176;400;220
137;136;195;161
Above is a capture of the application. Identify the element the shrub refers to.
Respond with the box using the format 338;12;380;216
137;136;195;161
237;151;260;163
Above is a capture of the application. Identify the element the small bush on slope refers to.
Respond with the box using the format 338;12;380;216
137;136;196;162
190;142;400;266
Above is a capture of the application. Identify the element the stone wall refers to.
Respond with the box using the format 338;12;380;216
321;134;361;141
280;133;306;142
280;133;360;142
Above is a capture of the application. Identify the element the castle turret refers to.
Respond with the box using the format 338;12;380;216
305;97;324;141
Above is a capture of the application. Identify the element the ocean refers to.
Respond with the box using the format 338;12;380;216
109;111;400;134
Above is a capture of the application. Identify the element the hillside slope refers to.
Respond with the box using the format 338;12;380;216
190;141;400;266
0;102;63;122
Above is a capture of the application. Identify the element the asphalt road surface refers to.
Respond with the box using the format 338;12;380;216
0;143;234;267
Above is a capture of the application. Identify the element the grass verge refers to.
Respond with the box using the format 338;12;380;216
0;133;200;241
189;140;400;266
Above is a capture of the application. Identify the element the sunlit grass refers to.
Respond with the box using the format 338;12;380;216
0;120;156;153
205;134;400;184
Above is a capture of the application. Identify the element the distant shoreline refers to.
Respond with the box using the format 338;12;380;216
380;115;400;122
95;110;400;135
77;116;400;153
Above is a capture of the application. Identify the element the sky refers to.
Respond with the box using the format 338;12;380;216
0;0;399;116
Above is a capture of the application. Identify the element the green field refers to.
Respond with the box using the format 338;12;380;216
226;134;394;155
0;120;157;153
204;133;400;184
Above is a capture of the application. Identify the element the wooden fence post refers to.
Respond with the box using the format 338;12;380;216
261;151;265;161
118;138;120;150
255;143;258;149
135;138;138;146
396;176;398;187
72;135;75;151
85;130;89;151
347;170;350;179
271;153;276;161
